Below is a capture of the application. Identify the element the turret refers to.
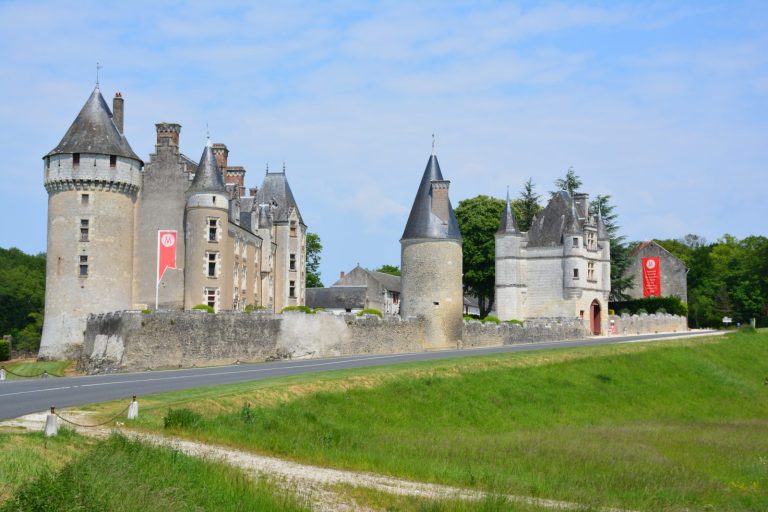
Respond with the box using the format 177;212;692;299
563;194;584;295
400;151;463;348
495;190;526;321
183;140;229;311
39;87;143;359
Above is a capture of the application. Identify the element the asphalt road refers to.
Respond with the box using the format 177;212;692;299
0;330;719;421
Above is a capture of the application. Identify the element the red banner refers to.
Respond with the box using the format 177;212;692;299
642;256;661;297
157;230;177;284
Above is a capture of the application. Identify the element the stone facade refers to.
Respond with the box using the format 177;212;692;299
495;191;611;335
624;240;688;303
609;313;688;335
40;87;306;359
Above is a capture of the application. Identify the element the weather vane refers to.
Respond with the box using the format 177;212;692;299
96;62;102;88
431;133;436;155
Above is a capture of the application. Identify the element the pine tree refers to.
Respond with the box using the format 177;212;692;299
552;166;582;196
514;178;542;232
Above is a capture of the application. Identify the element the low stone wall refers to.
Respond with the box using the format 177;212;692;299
81;310;685;374
609;313;688;335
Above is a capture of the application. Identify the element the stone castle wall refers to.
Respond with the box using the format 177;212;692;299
80;310;687;374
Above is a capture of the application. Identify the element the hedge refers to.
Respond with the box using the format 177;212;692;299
0;339;9;361
609;296;687;317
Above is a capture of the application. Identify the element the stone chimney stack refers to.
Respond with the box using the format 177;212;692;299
113;92;124;133
155;123;181;146
212;143;229;169
249;187;257;197
430;180;450;224
340;271;345;279
573;192;589;219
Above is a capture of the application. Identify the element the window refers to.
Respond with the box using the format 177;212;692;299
204;288;217;309
80;219;89;242
573;268;579;279
109;155;117;168
207;218;218;242
289;253;296;271
572;237;579;247
392;292;400;305
289;221;297;237
206;252;218;278
588;261;596;281
73;153;80;166
289;280;296;298
81;194;89;205
46;157;50;169
79;255;88;277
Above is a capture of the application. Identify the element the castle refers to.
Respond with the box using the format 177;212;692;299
495;190;611;334
39;87;306;359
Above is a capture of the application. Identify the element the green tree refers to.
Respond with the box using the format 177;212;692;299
374;264;401;276
590;194;633;301
514;178;542;232
455;195;505;317
552;166;582;196
305;232;323;288
0;247;46;352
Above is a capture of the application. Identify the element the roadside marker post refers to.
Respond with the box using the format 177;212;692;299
127;396;139;420
44;406;58;437
0;367;5;381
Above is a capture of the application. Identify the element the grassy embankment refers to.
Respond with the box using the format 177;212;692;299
3;360;72;379
0;431;308;511
98;331;768;511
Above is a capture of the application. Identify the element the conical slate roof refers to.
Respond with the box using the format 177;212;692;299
597;216;609;240
497;190;519;234
565;196;581;234
401;154;461;241
255;170;303;224
188;141;226;194
45;87;142;162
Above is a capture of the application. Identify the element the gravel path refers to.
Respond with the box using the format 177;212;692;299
2;412;634;512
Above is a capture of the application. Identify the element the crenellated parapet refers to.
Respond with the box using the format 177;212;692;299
43;153;142;197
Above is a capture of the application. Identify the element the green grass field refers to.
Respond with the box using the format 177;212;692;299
107;331;768;511
3;360;71;379
0;432;308;511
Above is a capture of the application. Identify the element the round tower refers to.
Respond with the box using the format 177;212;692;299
495;191;527;321
400;152;463;349
184;140;230;312
39;88;143;359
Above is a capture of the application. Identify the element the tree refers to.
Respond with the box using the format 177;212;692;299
590;194;633;301
305;232;323;288
514;178;542;232
0;247;46;351
454;195;505;317
552;166;582;196
375;264;401;276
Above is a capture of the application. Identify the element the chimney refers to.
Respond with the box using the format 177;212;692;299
339;271;345;280
249;187;258;197
212;143;229;169
573;192;589;219
113;92;124;133
430;180;450;224
155;123;181;146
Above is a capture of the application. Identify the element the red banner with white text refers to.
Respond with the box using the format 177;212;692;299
642;256;661;297
157;230;177;284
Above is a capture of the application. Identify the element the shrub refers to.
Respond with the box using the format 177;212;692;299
163;408;203;429
738;324;757;334
281;305;313;314
636;308;648;315
244;304;267;313
0;339;9;361
312;307;326;313
357;308;383;317
609;296;687;317
141;309;152;314
505;319;523;326
656;307;667;314
481;315;501;324
463;315;477;322
192;304;214;314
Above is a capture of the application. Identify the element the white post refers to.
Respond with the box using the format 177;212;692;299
44;406;58;437
0;368;6;381
127;396;139;420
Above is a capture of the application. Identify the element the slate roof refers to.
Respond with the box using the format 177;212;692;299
597;216;609;240
527;191;574;247
187;142;226;194
46;88;143;162
368;271;401;293
401;155;462;241
255;171;303;224
497;191;519;234
306;286;366;310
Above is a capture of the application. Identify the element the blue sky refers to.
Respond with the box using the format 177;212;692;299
1;1;766;285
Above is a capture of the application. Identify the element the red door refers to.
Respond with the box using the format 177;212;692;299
590;300;601;335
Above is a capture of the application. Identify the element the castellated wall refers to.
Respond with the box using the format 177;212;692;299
80;311;687;374
609;313;688;335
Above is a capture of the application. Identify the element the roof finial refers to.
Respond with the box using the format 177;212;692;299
431;132;436;156
266;163;269;175
205;123;211;147
95;62;102;89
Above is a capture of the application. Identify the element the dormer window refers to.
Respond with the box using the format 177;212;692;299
110;155;117;168
290;221;297;237
73;153;80;166
573;237;579;247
